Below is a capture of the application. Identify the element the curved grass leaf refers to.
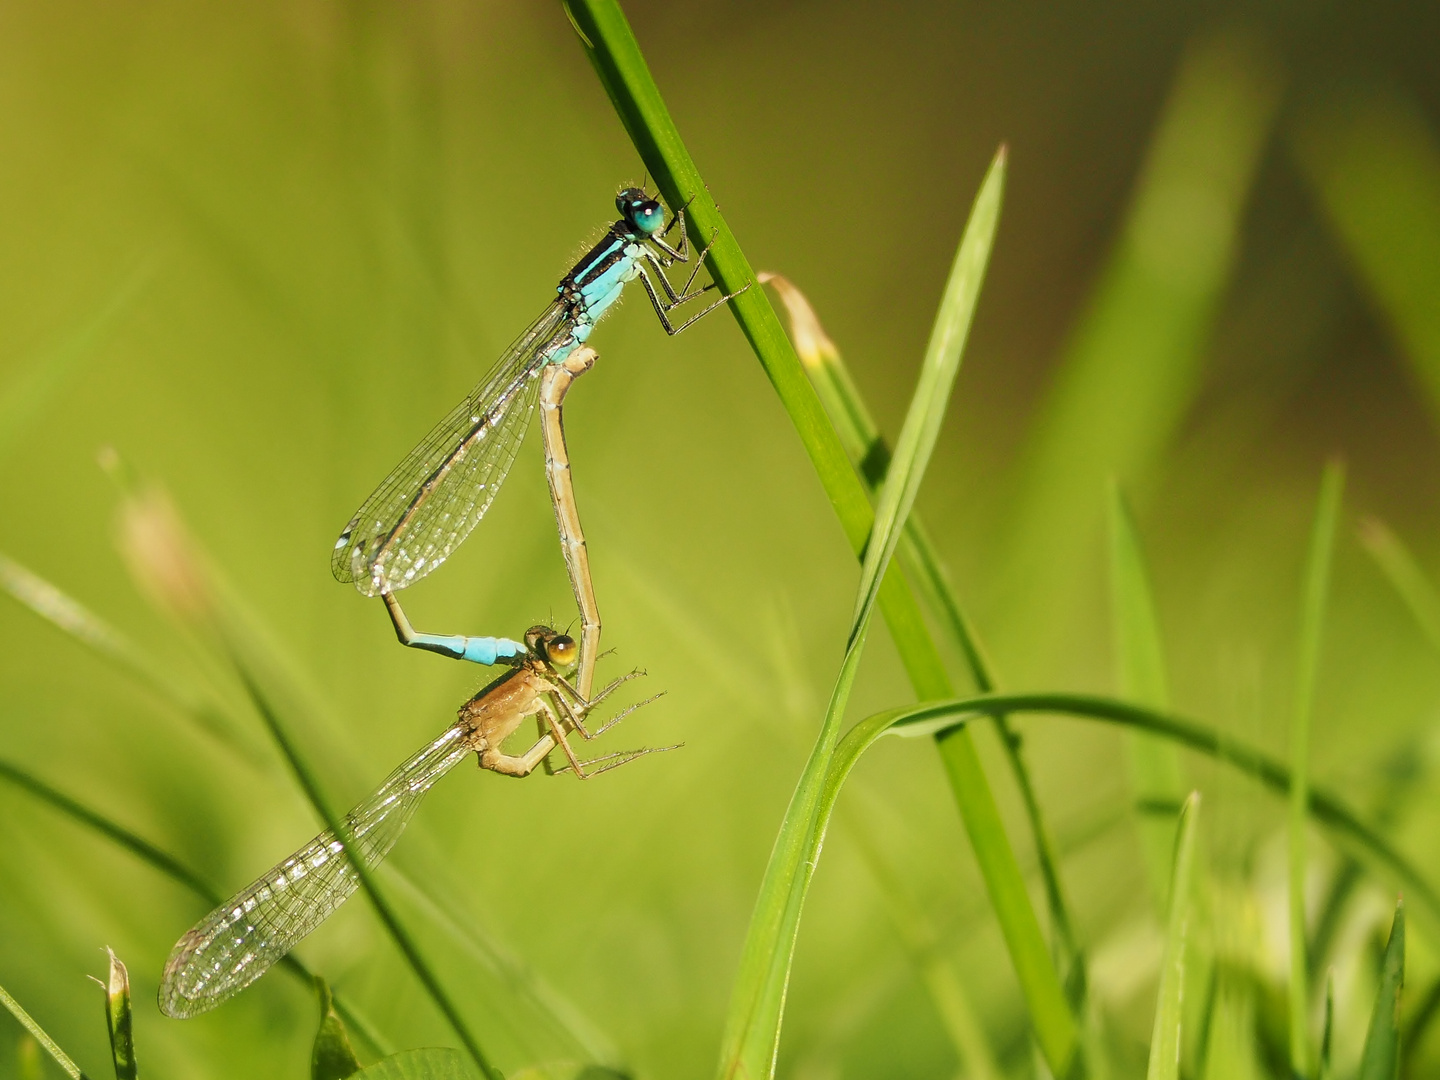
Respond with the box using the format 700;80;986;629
0;980;88;1080
1358;898;1405;1080
883;693;1440;928
763;271;1084;994
1146;792;1200;1080
561;3;1076;1071
1289;461;1344;1078
314;977;363;1080
101;949;137;1080
716;149;1011;1080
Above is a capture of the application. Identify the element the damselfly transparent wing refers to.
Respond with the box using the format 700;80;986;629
158;721;475;1018
333;301;576;596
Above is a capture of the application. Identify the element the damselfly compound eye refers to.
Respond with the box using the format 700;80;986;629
545;635;578;668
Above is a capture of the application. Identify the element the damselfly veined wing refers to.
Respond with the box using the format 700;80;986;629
159;721;473;1018
159;626;661;1018
332;302;571;597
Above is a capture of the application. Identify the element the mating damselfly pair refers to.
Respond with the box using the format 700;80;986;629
158;188;741;1018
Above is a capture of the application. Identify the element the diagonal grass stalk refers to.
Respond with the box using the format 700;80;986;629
0;755;393;1058
220;625;503;1080
762;270;1085;998
716;147;1006;1080
0;980;89;1080
560;1;1078;1071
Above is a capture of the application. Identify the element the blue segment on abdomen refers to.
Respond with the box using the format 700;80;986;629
462;636;525;665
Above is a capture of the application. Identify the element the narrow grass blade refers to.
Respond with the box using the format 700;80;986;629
1288;461;1344;1078
562;3;1077;1069
1107;484;1185;912
764;271;1083;992
1358;517;1440;653
103;464;604;1068
0;981;89;1080
1001;32;1280;662
314;977;363;1080
111;486;501;1080
0;267;150;462
1358;899;1405;1080
883;692;1440;930
1293;87;1440;426
231;640;500;1080
0;756;393;1058
99;950;138;1080
1146;792;1200;1080
718;153;1013;1080
1318;969;1335;1080
0;552;265;766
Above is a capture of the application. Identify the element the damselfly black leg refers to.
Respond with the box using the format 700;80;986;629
634;261;749;335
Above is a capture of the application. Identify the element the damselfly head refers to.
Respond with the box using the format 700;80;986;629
526;625;578;669
617;187;665;236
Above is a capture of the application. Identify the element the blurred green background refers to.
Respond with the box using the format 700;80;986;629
2;1;1439;1077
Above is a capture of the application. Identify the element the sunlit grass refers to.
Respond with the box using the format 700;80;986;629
0;2;1438;1079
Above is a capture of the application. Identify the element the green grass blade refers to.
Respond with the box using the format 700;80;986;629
1107;483;1185;912
883;692;1440;930
227;636;501;1080
106;467;604;1068
112;486;501;1079
101;950;138;1080
0;980;89;1080
0;756;394;1060
848;151;1003;634
1358;898;1405;1080
1000;32;1280;663
0;552;267;767
1146;791;1200;1080
763;272;1084;991
0;756;218;900
1294;87;1440;426
314;977;364;1080
1289;461;1344;1078
1319;969;1335;1080
1358;517;1440;653
562;3;1077;1069
717;152;1009;1080
0;266;150;462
